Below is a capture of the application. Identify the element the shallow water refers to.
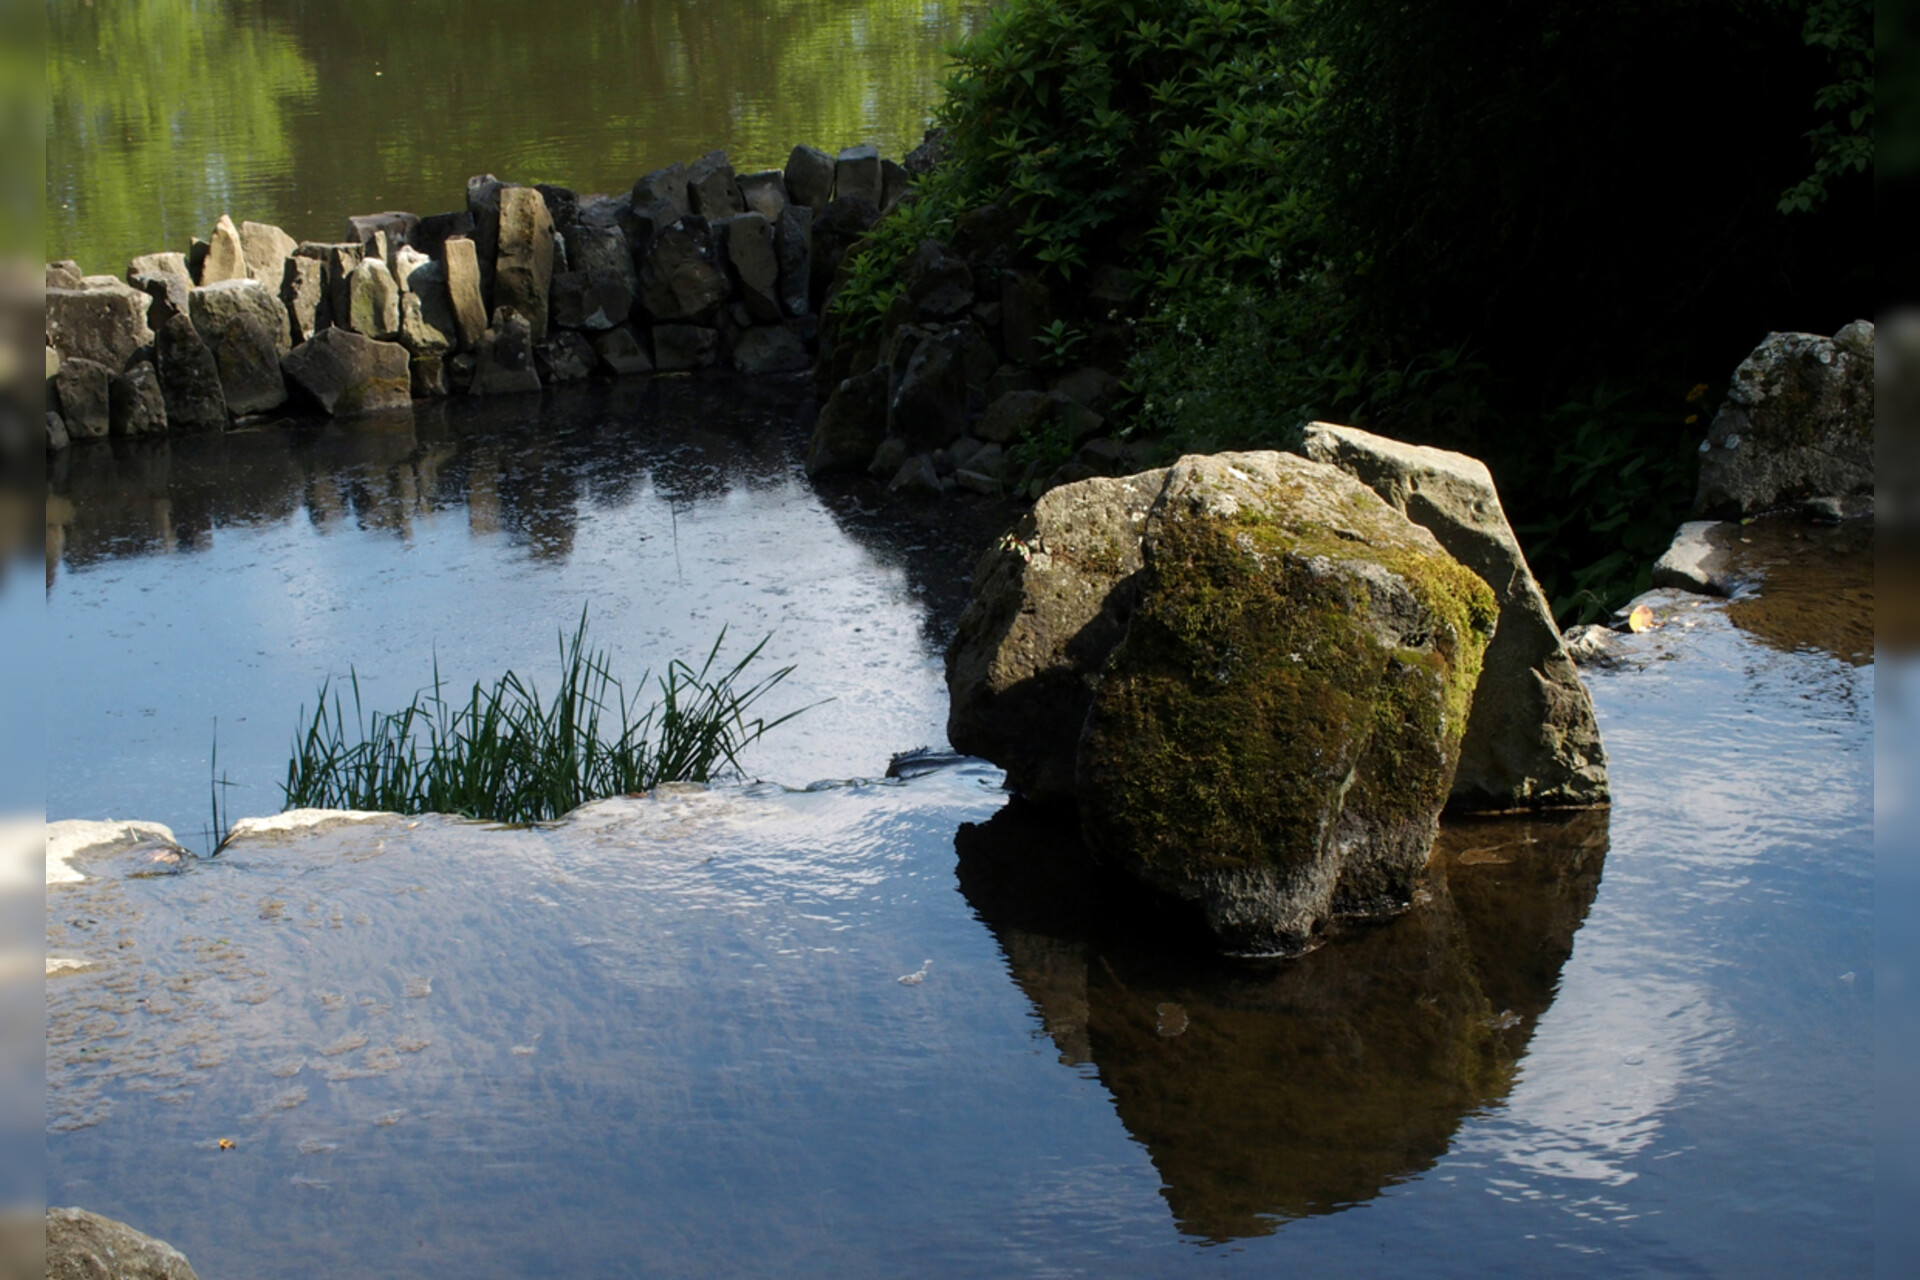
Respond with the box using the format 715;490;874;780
46;446;1874;1275
46;379;1001;845
48;0;987;276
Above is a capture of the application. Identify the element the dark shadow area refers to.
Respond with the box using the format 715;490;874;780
955;802;1609;1241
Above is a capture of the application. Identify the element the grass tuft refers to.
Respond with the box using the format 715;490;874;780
281;611;806;823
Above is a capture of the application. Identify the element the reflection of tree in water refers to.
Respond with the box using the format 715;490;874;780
956;803;1608;1241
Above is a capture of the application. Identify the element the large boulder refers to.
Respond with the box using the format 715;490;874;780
639;222;730;324
282;327;413;416
948;452;1497;954
784;144;836;215
187;278;291;416
153;309;228;430
834;143;883;207
1694;321;1873;518
686;149;745;217
46;281;155;369
550;270;632;331
46;1207;200;1280
112;360;169;435
1301;422;1609;809
592;325;653;375
280;254;329;343
397;262;459;356
346;257;402;339
888;324;969;450
494;186;556;340
294;241;365;331
729;324;810;375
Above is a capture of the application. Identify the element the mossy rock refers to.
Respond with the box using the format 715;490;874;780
1076;453;1495;955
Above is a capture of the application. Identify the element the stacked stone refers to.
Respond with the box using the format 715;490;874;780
45;140;918;449
802;194;1146;502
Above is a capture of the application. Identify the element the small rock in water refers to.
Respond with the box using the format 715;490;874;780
897;959;932;986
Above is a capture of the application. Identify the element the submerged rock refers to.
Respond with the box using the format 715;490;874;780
47;1206;200;1280
1695;322;1873;518
1300;422;1609;810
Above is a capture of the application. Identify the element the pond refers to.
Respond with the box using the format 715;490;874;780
47;0;987;276
45;396;1874;1277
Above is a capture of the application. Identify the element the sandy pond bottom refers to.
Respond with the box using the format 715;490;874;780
45;396;1872;1277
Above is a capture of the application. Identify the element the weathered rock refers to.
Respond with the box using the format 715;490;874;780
280;255;329;344
493;185;556;341
281;327;413;416
201;214;247;284
1052;366;1121;417
1694;322;1874;518
54;357;114;439
237;220;298;287
631;163;692;231
398;263;459;356
347;258;402;339
46;1206;200;1280
410;355;449;398
868;435;910;478
533;184;580;238
904;127;947;176
652;324;720;372
775;204;813;318
806;364;890;476
47;410;69;451
112;360;169;435
834;143;883;207
1301;422;1608;809
953;453;1494;953
785;144;836;214
563;218;639;308
469;309;543;395
905;239;973;320
740;169;789;221
729;324;811;376
186;238;209;283
1001;270;1054;364
713;213;781;322
591;325;653;375
188;278;292;416
955;441;1008;494
550;270;632;331
881;157;913;212
296;241;366;332
153;309;228;430
810;195;881;313
887;452;945;494
1650;521;1739;597
47;259;84;290
974;388;1053;445
890;325;970;450
127;251;190;288
348;212;419;262
443;237;490;347
1051;391;1105;446
46;281;155;370
687;149;745;217
129;264;193;324
411;210;477;262
466;174;507;297
391;244;430;291
535;331;598;383
639;222;730;324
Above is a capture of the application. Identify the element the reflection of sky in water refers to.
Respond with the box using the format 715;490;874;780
45;433;1874;1275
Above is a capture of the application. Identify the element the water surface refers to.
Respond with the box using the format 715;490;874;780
47;0;986;275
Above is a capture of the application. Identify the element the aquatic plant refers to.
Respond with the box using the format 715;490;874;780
281;613;805;823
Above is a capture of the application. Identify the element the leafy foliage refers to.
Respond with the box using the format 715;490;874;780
281;615;805;823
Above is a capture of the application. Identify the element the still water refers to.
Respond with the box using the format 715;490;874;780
47;0;986;276
45;398;1873;1276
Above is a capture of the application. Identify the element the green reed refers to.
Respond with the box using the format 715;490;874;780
282;612;804;823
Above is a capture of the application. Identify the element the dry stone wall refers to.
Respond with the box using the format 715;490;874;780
44;143;919;447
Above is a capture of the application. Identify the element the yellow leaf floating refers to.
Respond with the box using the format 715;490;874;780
218;1138;236;1150
1627;604;1655;633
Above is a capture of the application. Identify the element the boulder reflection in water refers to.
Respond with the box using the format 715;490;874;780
954;802;1608;1241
